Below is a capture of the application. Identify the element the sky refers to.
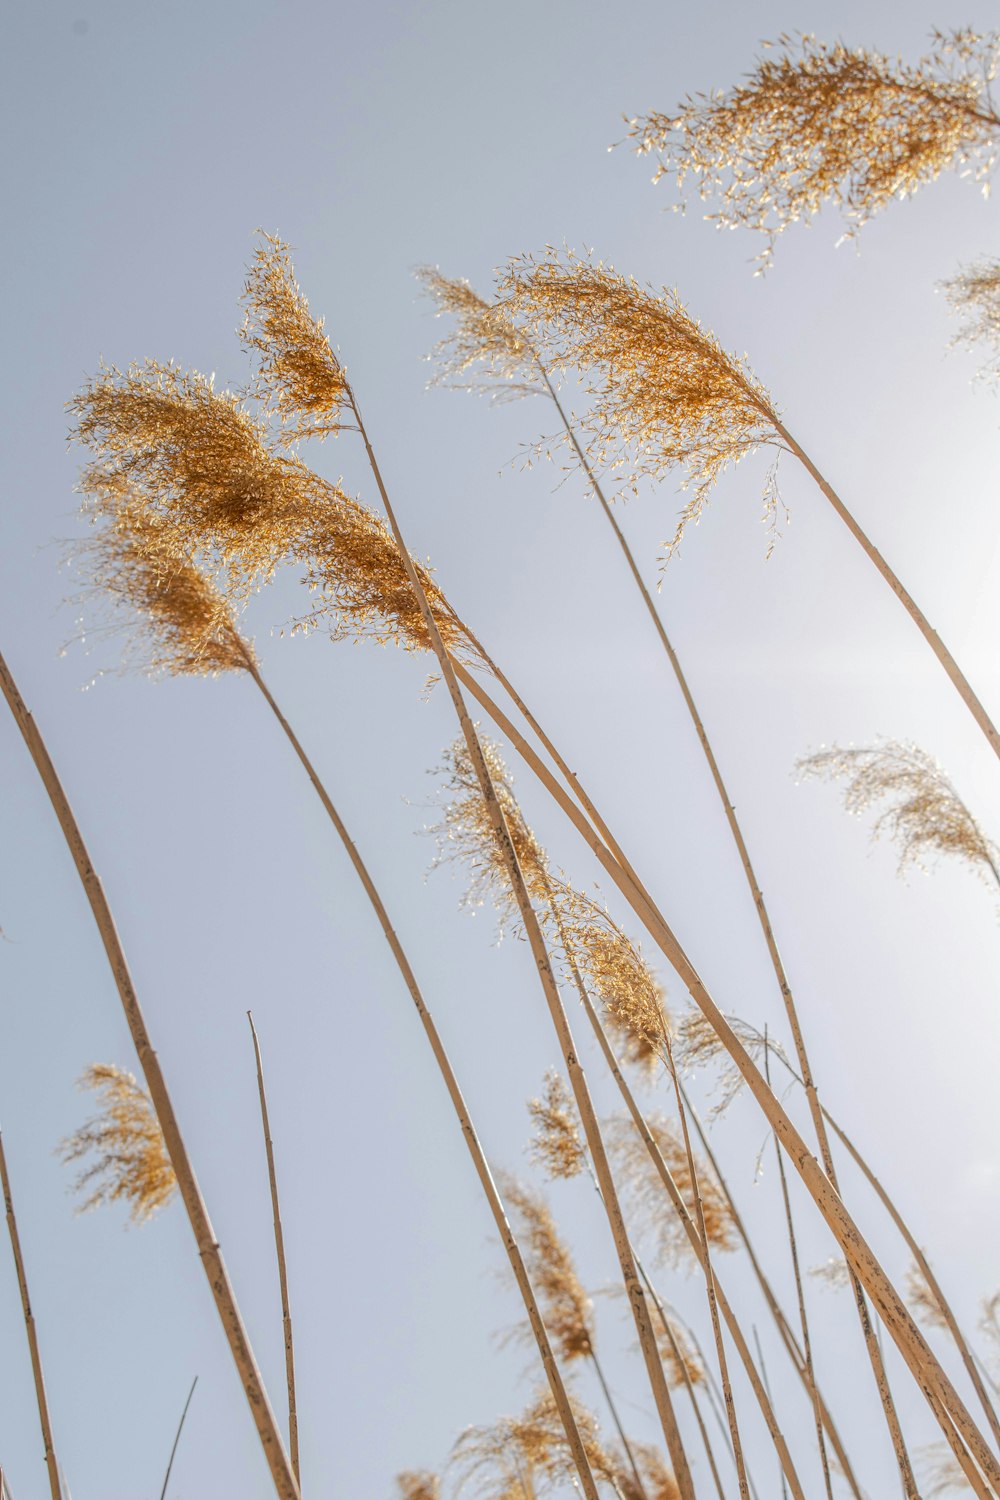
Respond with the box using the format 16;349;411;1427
1;1;1000;1497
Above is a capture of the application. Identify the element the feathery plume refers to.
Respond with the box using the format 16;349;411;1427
562;901;670;1074
797;740;1000;885
58;1064;177;1224
417;268;545;402
499;1176;594;1362
906;1261;949;1331
396;1472;441;1500
499;250;781;557
632;31;1000;268
73;503;251;677
942;256;1000;378
653;1314;705;1390
241;231;349;440
810;1258;852;1291
527;1070;586;1181
675;1009;786;1116
919;1441;977;1497
450;1390;618;1497
616;1442;682;1500
604;1112;734;1268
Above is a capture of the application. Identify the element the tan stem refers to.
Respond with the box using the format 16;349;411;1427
0;1129;62;1500
345;385;696;1500
447;662;1000;1493
247;1013;299;1487
0;650;299;1500
238;654;600;1500
159;1375;198;1500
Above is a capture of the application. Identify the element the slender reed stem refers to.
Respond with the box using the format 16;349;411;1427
0;1129;62;1500
752;1327;787;1500
0;650;299;1500
774;419;1000;763
247;1013;299;1487
589;1348;649;1499
159;1375;198;1500
344;381;696;1500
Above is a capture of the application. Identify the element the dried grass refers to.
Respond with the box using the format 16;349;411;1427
942;256;1000;378
499;1176;594;1362
675;1009;786;1117
58;1064;177;1224
527;1070;586;1181
604;1112;735;1268
396;1472;441;1500
450;1390;620;1498
906;1262;949;1331
417;268;545;402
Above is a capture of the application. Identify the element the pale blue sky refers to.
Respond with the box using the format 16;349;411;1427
2;2;999;1497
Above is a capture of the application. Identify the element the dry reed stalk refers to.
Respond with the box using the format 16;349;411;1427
0;650;300;1500
0;1130;63;1500
247;1014;299;1487
159;1375;198;1500
642;1277;727;1500
630;30;1000;269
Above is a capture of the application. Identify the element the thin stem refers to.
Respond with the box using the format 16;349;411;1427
0;650;299;1500
752;1327;787;1500
237;649;601;1500
588;1348;649;1500
159;1376;198;1500
344;381;696;1500
0;1129;62;1500
247;1013;299;1487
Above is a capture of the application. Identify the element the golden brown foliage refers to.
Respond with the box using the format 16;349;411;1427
75;502;251;677
675;1009;787;1116
417;268;545;402
810;1257;852;1292
562;900;669;1075
906;1261;948;1331
499;1176;594;1362
797;740;1000;884
615;1442;681;1500
527;1070;586;1181
604;1112;734;1268
450;1390;620;1497
58;1064;177;1224
942;256;1000;377
632;30;1000;268
918;1441;975;1498
396;1472;441;1500
242;232;349;440
499;251;781;557
652;1313;705;1390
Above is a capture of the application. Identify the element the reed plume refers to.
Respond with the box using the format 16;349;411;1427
396;1472;441;1500
417;268;545;402
943;257;1000;377
450;1390;624;1497
906;1262;950;1332
58;1064;178;1224
499;251;781;558
676;1009;786;1117
920;1441;977;1497
241;232;349;440
527;1070;586;1181
604;1113;734;1268
631;30;1000;268
797;740;1000;888
499;1176;595;1363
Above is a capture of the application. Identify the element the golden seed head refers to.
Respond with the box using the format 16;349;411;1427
675;1009;786;1116
499;1174;594;1363
450;1390;616;1497
653;1315;705;1390
810;1257;852;1291
241;231;348;441
396;1472;440;1500
798;740;999;883
942;256;1000;378
57;1064;177;1224
616;1442;682;1500
604;1111;735;1266
416;266;545;402
906;1262;948;1331
919;1439;977;1499
498;250;780;557
74;500;251;677
527;1069;586;1181
632;30;1000;268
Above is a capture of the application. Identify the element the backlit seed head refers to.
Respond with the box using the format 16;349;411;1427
58;1064;176;1225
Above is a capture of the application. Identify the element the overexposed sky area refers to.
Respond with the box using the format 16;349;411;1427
1;2;999;1497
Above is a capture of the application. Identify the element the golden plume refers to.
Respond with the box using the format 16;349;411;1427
604;1111;734;1267
919;1440;978;1498
498;1176;594;1363
417;268;545;402
942;256;1000;378
527;1069;586;1182
499;250;781;558
396;1472;440;1500
631;30;1000;268
797;740;1000;886
449;1390;618;1497
674;1009;787;1117
906;1262;949;1331
652;1314;704;1391
241;231;349;440
57;1064;177;1224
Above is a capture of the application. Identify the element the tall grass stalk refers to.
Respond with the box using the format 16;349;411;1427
247;1014;299;1486
0;1128;62;1500
343;377;696;1500
159;1376;198;1500
0;650;299;1500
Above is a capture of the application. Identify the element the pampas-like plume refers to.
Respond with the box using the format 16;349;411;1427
499;251;781;558
241;232;349;440
499;1176;594;1363
396;1472;441;1500
943;257;1000;377
604;1113;734;1269
631;30;1000;269
527;1070;586;1181
920;1441;978;1497
58;1064;177;1224
417;268;546;403
797;740;1000;888
676;1009;786;1117
449;1390;621;1497
906;1263;950;1332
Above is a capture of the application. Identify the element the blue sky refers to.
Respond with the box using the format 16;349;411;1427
2;2;1000;1496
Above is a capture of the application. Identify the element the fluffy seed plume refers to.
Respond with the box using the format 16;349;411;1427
69;360;325;593
241;232;349;441
499;1176;594;1362
417;268;545;402
604;1112;734;1268
560;897;670;1075
919;1440;977;1498
499;250;781;558
810;1257;852;1291
632;30;1000;269
797;740;1000;885
905;1262;949;1331
616;1442;682;1500
653;1314;705;1390
396;1472;440;1500
527;1069;586;1181
449;1390;618;1497
74;503;251;677
57;1064;177;1224
942;256;1000;378
675;1009;787;1116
